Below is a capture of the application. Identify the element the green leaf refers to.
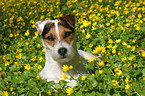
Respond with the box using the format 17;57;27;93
142;69;145;76
18;87;25;93
85;91;96;96
6;53;11;60
28;79;36;86
55;83;61;89
76;90;82;96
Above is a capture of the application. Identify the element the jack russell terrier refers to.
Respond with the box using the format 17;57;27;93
35;14;101;87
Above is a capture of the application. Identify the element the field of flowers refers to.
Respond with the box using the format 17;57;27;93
0;0;145;95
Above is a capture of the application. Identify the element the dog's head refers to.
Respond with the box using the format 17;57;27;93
35;15;77;63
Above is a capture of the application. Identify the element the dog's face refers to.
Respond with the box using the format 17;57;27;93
35;15;77;63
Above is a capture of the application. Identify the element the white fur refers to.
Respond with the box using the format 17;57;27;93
35;20;101;87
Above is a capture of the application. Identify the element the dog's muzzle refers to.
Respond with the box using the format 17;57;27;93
58;48;67;58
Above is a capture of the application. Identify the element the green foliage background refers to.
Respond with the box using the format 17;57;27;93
0;0;145;95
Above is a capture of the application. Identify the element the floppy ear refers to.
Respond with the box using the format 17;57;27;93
60;14;76;28
35;20;52;35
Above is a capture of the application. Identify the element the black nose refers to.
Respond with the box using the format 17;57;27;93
58;48;67;56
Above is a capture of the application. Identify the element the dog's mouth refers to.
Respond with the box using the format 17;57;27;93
60;55;67;59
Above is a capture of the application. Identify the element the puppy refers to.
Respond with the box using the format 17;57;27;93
35;14;101;87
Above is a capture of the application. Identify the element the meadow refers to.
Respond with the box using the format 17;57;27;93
0;0;145;95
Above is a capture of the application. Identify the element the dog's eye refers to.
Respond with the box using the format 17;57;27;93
46;36;54;41
64;32;72;38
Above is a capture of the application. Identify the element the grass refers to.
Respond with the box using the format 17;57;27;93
0;0;145;95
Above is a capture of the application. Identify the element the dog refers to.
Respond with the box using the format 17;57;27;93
35;14;101;87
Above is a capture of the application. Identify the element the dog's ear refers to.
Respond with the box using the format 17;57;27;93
35;20;51;35
60;14;76;28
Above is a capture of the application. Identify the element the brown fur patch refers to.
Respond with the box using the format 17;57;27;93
58;26;75;44
43;27;57;47
43;21;75;47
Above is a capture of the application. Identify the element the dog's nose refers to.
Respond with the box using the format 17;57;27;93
58;48;67;56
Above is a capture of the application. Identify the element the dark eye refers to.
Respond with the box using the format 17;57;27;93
64;32;72;38
46;36;54;41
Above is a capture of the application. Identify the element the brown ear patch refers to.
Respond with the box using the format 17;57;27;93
59;14;76;30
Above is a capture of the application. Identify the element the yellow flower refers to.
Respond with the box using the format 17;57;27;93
24;64;32;71
89;44;93;48
81;75;86;80
16;16;23;22
125;84;131;89
42;48;45;52
132;39;136;43
88;58;95;63
9;33;13;37
98;0;102;2
30;20;35;24
122;57;127;62
5;61;9;66
16;53;22;59
9;87;13;91
36;75;40;79
118;52;121;55
131;46;135;51
37;64;42;69
62;64;69;72
47;90;51;95
143;77;145;81
127;45;131;48
39;56;43;62
116;39;121;43
99;70;103;74
112;45;117;50
133;63;138;68
136;25;141;30
40;15;45;20
98;61;105;67
82;29;85;34
66;87;74;95
107;44;112;48
2;91;8;96
37;44;41;47
0;67;2;71
69;65;73;69
25;30;30;36
108;39;113;43
112;49;116;54
106;22;110;26
32;24;36;28
142;51;145;57
25;42;29;45
138;14;142;18
125;77;129;84
3;44;7;49
85;33;91;39
114;68;119;72
127;62;131;67
18;71;21;75
60;73;67;80
112;80;119;86
110;19;114;23
117;70;123;76
122;42;127;46
126;23;130;27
